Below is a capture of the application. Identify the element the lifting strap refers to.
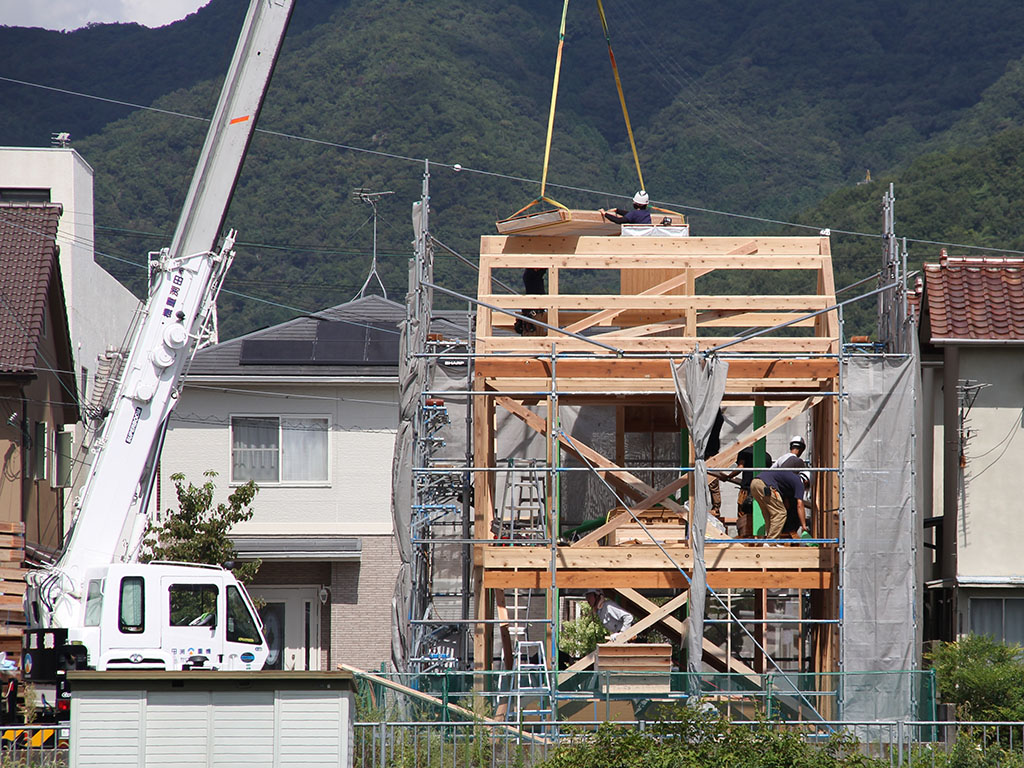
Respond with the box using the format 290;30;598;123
595;0;644;193
507;0;687;223
540;0;570;202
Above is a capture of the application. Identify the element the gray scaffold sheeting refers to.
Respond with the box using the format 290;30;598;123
840;353;921;721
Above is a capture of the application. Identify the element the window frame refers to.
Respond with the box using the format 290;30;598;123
118;576;145;634
969;595;1024;646
229;413;331;487
168;583;220;628
32;422;48;482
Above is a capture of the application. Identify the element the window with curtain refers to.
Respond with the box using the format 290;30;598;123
231;415;329;484
970;597;1024;646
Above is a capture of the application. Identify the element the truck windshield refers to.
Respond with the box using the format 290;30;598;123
226;586;260;644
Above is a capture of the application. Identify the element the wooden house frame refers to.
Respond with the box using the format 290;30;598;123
470;231;842;687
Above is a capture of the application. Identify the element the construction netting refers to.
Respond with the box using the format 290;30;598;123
838;351;922;721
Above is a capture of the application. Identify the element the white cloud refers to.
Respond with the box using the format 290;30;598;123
0;0;209;31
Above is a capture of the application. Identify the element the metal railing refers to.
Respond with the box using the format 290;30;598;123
352;719;1024;768
0;723;70;767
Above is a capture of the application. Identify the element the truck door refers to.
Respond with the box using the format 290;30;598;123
102;574;162;660
162;579;220;669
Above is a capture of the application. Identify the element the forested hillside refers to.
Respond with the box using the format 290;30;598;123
4;0;1024;337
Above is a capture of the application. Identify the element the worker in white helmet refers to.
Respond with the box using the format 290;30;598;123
585;589;634;641
599;190;652;225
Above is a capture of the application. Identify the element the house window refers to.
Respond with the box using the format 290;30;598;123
970;597;1024;645
32;422;48;481
53;428;73;488
230;415;329;484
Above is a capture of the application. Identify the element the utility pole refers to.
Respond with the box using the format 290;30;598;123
352;188;394;299
879;183;903;352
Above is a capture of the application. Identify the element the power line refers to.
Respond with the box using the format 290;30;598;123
5;74;1024;272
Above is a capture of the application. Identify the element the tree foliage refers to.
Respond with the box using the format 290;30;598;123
6;0;1024;340
929;634;1024;721
142;470;261;584
558;606;608;658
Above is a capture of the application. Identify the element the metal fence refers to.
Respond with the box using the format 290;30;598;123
352;720;1024;768
0;723;70;767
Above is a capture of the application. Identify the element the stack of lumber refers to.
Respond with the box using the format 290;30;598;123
0;522;26;665
605;507;686;546
595;642;673;694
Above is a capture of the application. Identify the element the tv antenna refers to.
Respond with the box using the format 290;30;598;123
352;188;393;300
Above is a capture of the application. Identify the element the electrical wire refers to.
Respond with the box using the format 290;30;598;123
5;72;1024;258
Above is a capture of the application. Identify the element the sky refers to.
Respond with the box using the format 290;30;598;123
0;0;208;30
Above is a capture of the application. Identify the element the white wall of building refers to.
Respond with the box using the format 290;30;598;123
156;381;399;535
955;348;1024;581
0;147;139;392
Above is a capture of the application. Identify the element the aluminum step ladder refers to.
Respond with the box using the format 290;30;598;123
494;459;547;541
506;640;553;724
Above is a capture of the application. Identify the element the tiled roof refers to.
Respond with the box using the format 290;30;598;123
922;254;1024;342
0;203;63;374
188;294;470;378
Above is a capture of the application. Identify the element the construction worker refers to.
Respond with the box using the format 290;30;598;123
727;448;771;540
749;468;807;542
585;589;634;641
599;190;652;225
771;435;810;490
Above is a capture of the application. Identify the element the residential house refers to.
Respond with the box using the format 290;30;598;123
154;294;462;672
0;203;78;659
918;253;1024;645
1;147;140;527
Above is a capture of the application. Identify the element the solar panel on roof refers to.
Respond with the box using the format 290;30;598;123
239;340;315;364
238;320;399;366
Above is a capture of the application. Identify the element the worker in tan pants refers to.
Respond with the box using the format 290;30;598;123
749;469;805;541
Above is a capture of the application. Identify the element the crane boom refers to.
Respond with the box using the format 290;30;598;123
24;0;295;679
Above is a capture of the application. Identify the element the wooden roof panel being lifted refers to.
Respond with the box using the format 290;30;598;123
495;207;684;236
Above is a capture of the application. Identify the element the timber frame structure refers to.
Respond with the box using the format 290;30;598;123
469;231;842;687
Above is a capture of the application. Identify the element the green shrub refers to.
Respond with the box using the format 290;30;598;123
929;635;1024;721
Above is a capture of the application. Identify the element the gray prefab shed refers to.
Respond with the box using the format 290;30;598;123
69;671;355;767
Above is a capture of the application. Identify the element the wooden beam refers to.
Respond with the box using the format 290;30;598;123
479;337;837;354
480;235;830;257
483;545;831;570
494;395;689;518
480;294;832;311
474;358;838;381
572;396;824;546
484;569;832;590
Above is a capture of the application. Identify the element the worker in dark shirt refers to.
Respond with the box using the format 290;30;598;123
702;409;725;521
599;190;652;225
749;468;806;542
728;448;772;539
514;268;547;336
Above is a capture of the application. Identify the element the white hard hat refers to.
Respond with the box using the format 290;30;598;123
633;190;649;206
789;435;806;448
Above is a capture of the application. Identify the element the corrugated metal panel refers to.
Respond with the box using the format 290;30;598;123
276;690;348;766
72;690;144;767
211;691;275;767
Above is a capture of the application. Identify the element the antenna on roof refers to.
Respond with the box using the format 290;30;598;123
352;188;393;301
50;132;71;148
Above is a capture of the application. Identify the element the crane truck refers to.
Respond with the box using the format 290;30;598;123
20;0;296;708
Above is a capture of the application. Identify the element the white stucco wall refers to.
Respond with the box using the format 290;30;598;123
0;148;140;387
954;348;1024;581
155;381;399;535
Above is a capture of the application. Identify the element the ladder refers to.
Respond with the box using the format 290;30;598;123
494;459;547;540
506;640;553;724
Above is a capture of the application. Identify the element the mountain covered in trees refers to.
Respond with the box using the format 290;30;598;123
4;0;1024;338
